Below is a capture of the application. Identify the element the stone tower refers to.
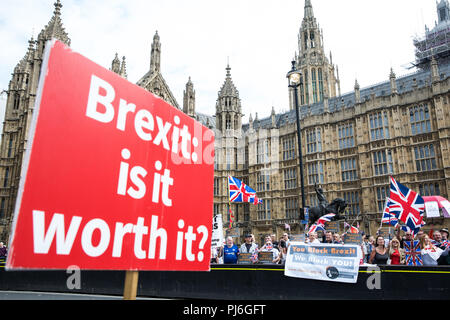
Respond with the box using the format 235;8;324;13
437;0;450;23
291;0;339;109
183;77;196;118
0;0;71;241
136;31;180;109
150;31;161;75
110;53;127;79
215;64;242;132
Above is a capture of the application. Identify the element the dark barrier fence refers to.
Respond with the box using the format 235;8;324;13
1;261;449;300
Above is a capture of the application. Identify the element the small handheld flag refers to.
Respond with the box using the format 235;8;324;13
309;223;325;234
344;222;359;234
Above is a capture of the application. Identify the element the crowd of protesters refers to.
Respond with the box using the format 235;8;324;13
211;227;450;266
366;227;450;266
1;227;447;267
211;233;290;265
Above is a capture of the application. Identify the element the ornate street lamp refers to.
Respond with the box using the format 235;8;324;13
287;61;306;221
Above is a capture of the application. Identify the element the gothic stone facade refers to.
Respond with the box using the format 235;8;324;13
211;0;450;244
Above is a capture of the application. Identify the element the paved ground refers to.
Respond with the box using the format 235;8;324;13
0;290;168;300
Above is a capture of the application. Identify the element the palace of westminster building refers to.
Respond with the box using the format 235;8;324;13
0;0;449;243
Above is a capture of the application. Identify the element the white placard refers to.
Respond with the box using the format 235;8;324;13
440;200;450;218
425;201;440;218
211;214;224;249
284;242;361;284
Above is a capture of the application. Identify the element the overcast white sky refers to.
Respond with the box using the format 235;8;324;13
0;0;438;127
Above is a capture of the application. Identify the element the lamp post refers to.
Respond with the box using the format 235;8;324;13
287;61;306;221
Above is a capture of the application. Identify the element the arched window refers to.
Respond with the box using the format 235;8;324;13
318;68;324;101
226;114;232;130
13;93;20;110
312;68;318;103
310;31;315;48
304;69;309;105
217;115;222;131
7;136;13;158
300;75;305;105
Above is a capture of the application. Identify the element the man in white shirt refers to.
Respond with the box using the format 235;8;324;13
260;239;280;264
307;232;320;244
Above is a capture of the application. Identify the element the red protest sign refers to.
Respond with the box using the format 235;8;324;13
6;40;214;271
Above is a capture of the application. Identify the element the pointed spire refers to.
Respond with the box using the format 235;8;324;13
120;56;127;79
271;106;276;128
28;35;35;51
26;35;36;63
218;62;239;98
150;30;161;74
389;67;396;79
183;76;196;117
304;0;314;19
389;68;398;94
111;53;120;73
354;79;361;103
153;30;160;42
38;0;70;45
53;0;62;17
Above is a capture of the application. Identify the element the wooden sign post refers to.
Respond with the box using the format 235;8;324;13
123;271;139;300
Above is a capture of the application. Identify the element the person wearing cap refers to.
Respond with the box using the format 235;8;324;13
240;234;258;254
440;228;449;241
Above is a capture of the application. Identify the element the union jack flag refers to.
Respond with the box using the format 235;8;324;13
404;240;423;266
317;213;336;225
389;177;425;231
381;197;423;235
251;251;259;263
344;221;359;234
432;239;450;249
308;223;325;234
443;240;450;249
381;198;398;226
228;176;262;205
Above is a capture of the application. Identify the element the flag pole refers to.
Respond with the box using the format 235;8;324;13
380;198;388;230
227;176;232;229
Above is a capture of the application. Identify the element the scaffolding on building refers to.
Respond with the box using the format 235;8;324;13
413;23;450;69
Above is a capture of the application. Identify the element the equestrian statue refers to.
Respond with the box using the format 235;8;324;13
308;185;347;226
